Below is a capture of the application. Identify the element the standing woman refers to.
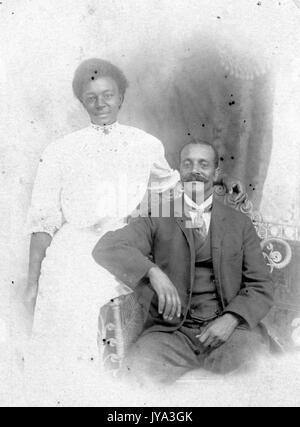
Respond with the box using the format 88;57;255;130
24;58;181;403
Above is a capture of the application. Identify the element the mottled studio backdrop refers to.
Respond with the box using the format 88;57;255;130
1;0;300;406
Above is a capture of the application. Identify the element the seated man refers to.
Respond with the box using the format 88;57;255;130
92;140;274;385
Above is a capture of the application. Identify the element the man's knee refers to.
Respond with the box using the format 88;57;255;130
231;327;269;354
120;333;170;383
204;328;269;374
120;331;196;385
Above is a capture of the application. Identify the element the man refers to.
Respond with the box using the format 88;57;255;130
92;141;274;385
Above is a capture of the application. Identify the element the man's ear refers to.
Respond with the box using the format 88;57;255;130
214;166;221;182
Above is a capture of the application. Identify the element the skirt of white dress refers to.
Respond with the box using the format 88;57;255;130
24;221;132;406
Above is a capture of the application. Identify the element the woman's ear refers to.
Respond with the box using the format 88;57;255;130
119;94;124;109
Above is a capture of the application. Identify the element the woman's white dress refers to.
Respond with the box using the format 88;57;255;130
25;122;179;405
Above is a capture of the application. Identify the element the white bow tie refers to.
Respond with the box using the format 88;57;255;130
184;194;213;212
184;194;213;229
189;210;206;228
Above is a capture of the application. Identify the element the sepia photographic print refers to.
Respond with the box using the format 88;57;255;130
1;0;300;409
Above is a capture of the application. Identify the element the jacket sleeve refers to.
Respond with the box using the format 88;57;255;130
92;217;156;290
223;216;274;329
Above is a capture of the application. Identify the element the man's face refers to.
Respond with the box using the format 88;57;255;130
81;77;123;126
180;144;218;197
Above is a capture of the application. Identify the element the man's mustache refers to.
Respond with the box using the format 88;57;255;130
182;173;209;183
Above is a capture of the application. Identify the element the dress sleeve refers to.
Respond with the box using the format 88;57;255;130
148;137;180;192
26;142;63;237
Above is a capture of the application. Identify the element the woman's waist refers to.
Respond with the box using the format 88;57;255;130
43;218;127;264
58;217;127;237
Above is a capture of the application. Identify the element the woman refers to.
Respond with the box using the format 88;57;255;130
24;58;244;405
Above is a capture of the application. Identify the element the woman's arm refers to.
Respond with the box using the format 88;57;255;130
25;232;52;314
25;142;63;309
148;137;180;192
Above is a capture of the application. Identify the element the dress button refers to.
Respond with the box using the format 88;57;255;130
195;349;201;356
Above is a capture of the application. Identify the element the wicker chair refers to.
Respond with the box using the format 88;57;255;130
100;291;148;372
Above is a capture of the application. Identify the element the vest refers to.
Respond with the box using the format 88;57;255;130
184;226;222;325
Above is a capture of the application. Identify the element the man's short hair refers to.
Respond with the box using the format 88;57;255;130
180;138;220;168
72;58;129;100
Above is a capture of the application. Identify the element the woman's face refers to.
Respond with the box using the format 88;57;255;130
80;76;123;126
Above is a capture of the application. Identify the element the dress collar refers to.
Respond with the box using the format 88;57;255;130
90;121;119;135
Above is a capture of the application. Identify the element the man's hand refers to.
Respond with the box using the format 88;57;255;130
147;266;182;321
196;313;240;351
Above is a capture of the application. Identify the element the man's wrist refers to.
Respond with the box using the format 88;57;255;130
222;312;240;327
147;266;160;279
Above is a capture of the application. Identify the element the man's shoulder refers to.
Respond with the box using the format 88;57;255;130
213;198;251;227
129;212;176;236
134;196;181;224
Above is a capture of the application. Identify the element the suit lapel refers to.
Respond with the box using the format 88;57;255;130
174;218;195;254
211;198;227;250
172;196;196;272
210;199;227;307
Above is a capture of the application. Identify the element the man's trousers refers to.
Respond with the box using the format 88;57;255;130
121;323;270;386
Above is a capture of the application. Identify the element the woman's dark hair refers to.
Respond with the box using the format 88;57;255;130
72;58;129;100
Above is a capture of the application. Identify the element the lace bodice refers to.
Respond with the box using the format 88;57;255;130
26;122;179;236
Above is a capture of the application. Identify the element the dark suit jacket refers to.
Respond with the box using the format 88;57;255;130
92;198;274;333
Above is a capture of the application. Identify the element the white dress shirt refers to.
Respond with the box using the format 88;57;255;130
184;193;213;231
